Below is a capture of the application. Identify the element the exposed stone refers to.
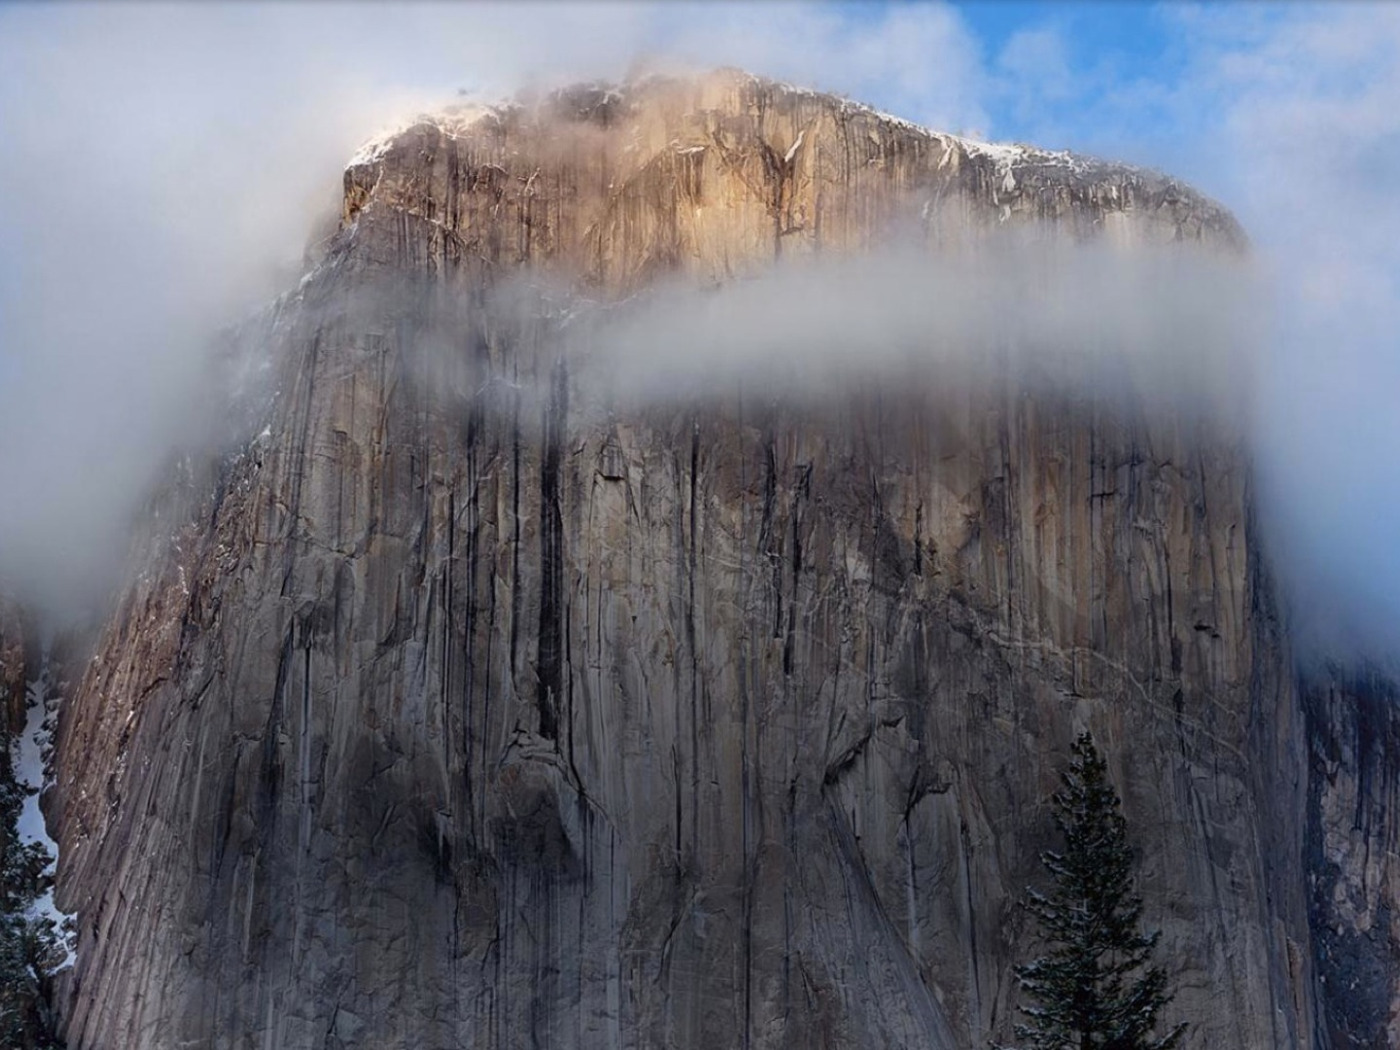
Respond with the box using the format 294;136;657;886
1303;665;1400;1049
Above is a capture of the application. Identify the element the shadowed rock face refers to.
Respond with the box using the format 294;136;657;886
40;70;1360;1048
1302;666;1400;1050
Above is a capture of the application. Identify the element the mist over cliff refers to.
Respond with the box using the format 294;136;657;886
569;241;1257;413
0;3;1395;667
39;69;1310;1049
0;6;1397;1047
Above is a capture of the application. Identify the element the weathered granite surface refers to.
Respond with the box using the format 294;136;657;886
40;71;1365;1048
1302;665;1400;1049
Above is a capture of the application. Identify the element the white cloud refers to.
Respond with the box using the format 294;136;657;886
1185;4;1400;657
997;27;1074;104
569;240;1256;424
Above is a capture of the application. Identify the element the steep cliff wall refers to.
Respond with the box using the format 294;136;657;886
48;71;1321;1049
1303;666;1400;1048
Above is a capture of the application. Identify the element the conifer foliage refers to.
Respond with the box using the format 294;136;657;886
1;728;65;1048
1007;733;1184;1050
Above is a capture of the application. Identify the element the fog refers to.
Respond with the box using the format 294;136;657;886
561;241;1258;424
0;3;1395;665
1200;7;1400;664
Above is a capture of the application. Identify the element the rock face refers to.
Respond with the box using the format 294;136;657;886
41;70;1370;1048
1303;666;1400;1049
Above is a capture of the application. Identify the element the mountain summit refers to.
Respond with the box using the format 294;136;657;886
20;71;1392;1049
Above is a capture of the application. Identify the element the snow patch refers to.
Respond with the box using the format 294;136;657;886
16;656;76;970
960;136;1103;182
727;71;1135;196
727;71;1109;192
784;130;805;164
347;124;407;168
346;102;503;170
960;140;1025;166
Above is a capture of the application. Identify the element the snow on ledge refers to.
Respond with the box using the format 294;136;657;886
346;101;505;169
727;70;1105;182
345;71;1124;190
15;654;76;971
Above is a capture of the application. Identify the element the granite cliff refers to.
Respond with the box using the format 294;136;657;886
18;70;1397;1047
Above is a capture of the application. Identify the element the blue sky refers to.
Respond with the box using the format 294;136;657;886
1;1;1398;653
816;1;1275;194
951;0;1184;83
950;0;1194;138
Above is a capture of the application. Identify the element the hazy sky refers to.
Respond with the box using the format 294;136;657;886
0;1;1396;656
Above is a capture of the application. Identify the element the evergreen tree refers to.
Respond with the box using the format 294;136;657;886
1006;732;1184;1050
1;727;65;1048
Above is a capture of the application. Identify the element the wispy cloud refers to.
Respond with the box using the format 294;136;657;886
566;240;1256;427
1184;4;1400;658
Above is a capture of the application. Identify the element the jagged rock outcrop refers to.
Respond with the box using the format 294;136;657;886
44;70;1349;1048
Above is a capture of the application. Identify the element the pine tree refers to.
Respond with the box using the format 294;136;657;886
1;727;65;1048
1006;732;1184;1050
